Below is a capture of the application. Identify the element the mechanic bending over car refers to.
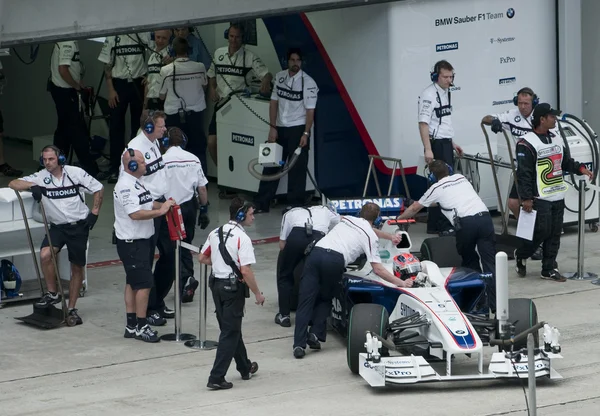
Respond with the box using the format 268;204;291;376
398;160;496;310
275;204;340;328
292;202;413;359
514;103;593;282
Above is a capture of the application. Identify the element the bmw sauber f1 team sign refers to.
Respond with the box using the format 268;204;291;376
331;197;404;214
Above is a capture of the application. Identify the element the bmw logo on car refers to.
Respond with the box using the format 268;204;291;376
262;147;271;157
507;8;515;19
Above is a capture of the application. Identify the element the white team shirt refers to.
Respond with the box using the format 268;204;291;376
280;206;340;240
418;83;454;139
418;174;488;226
201;221;256;279
50;41;82;89
146;48;169;99
98;33;151;80
162;146;208;204
316;216;381;267
119;132;167;200
159;58;208;114
207;46;269;98
495;108;533;143
21;166;102;225
113;173;154;240
271;69;319;127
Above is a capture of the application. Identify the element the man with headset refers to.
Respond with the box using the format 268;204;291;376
160;127;210;303
418;59;463;235
293;203;413;359
275;203;340;327
172;27;211;70
159;37;209;174
144;29;172;111
9;145;104;324
97;32;151;183
114;149;175;342
254;48;318;213
120;109;170;325
198;197;265;389
397;160;496;309
207;23;273;168
48;40;99;177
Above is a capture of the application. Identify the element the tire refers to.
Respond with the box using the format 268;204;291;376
508;298;539;349
420;236;462;267
276;252;304;312
347;303;389;374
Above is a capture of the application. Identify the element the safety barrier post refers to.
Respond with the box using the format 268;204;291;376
185;264;218;350
565;179;597;280
161;239;196;342
527;333;537;416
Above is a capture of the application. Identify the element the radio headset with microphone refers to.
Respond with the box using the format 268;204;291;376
39;145;66;167
161;127;188;149
373;215;384;229
428;162;454;184
513;87;539;107
143;110;155;134
430;60;455;85
235;201;252;223
127;148;138;172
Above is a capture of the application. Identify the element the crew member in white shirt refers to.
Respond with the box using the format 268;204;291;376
198;198;265;390
418;59;463;235
48;41;98;177
97;32;151;182
160;127;209;303
293;203;413;359
9;145;104;324
160;37;209;173
255;48;318;213
114;149;175;343
144;29;172;111
275;204;340;327
121;109;172;325
398;160;496;309
207;23;272;167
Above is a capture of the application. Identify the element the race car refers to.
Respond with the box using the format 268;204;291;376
326;198;563;387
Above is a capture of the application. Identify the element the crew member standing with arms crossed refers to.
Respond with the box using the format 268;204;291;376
160;127;210;303
115;149;175;342
9;145;104;324
198;198;265;390
418;60;463;235
255;48;318;213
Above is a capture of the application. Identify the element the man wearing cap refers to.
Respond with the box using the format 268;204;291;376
514;103;593;282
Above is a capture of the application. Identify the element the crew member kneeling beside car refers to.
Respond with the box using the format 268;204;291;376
398;160;496;310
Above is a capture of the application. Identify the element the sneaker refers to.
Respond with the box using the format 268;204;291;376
160;306;175;319
307;333;322;350
68;308;83;325
241;362;259;380
124;325;137;339
274;313;291;327
146;312;167;326
207;379;233;390
182;276;199;303
35;292;62;308
135;324;160;343
531;247;543;261
0;163;23;177
293;346;306;359
541;269;567;282
514;249;527;277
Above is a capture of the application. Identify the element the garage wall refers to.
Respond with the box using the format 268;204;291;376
581;0;600;132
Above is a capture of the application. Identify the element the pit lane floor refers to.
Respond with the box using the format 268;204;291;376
1;142;600;415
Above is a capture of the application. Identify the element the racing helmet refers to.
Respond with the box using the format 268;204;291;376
393;253;422;280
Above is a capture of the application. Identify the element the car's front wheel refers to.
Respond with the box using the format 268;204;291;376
347;303;389;374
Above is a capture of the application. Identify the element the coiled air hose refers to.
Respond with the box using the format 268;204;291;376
248;147;303;182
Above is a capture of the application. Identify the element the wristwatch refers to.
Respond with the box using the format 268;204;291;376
303;131;310;136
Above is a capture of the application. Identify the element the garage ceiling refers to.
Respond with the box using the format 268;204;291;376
0;0;399;46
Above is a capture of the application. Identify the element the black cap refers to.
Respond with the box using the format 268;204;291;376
532;103;561;121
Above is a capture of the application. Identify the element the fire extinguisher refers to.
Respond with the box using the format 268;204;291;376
165;201;187;241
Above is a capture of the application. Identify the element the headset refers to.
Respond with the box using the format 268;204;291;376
430;60;455;84
224;23;246;42
39;145;66;167
513;87;539;107
161;127;188;150
143;110;156;134
428;162;454;184
235;201;253;223
373;215;384;229
126;148;138;172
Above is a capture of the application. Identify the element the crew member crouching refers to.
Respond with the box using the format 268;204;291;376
9;145;104;324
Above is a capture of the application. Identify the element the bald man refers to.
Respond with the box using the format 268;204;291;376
113;148;175;343
145;29;172;110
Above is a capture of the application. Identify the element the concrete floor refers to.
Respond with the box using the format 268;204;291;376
2;139;600;415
